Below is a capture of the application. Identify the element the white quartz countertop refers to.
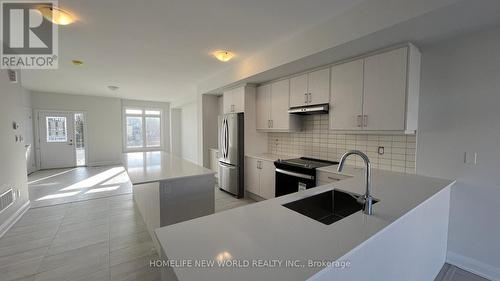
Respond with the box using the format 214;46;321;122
155;165;454;281
245;153;294;162
123;151;214;184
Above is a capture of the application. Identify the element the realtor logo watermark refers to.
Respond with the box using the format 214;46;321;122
1;1;58;69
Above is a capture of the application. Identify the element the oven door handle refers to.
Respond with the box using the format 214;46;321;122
275;169;314;180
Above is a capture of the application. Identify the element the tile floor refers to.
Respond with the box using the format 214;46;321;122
215;185;256;212
29;167;133;208
17;169;490;281
1;168;256;281
0;194;159;281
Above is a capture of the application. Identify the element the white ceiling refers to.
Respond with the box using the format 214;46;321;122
199;0;500;95
21;0;365;102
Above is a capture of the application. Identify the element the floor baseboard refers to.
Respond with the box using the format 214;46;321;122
447;251;500;281
0;200;31;238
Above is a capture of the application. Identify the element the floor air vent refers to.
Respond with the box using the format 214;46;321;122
7;69;18;83
0;189;14;213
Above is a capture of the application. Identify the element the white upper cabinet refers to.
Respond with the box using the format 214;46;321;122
270;79;293;130
330;59;364;130
307;68;330;105
329;44;421;133
223;87;245;114
289;74;308;107
363;47;407;131
256;80;300;132
290;68;330;107
255;85;271;130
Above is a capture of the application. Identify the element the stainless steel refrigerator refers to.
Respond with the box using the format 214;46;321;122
218;113;244;198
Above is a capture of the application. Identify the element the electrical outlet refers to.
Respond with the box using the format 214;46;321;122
464;152;478;165
378;146;385;155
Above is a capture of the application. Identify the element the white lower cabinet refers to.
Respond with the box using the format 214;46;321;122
244;156;275;199
209;149;219;179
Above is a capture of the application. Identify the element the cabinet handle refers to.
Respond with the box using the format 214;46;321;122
268;120;271;128
357;115;363;127
270;120;273;128
304;93;308;103
327;177;340;182
308;93;312;103
363;115;368;127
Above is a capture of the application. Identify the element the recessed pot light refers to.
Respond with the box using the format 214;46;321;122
39;5;76;25
72;60;83;66
213;50;235;62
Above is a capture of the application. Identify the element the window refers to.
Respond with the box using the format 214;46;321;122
124;107;162;150
46;117;67;142
74;113;86;166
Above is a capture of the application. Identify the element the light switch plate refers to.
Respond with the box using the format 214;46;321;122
464;152;478;165
378;146;385;155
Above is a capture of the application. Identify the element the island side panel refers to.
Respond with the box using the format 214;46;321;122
309;184;452;281
133;182;162;252
159;174;215;226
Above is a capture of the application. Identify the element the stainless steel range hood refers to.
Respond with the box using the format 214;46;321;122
288;104;329;115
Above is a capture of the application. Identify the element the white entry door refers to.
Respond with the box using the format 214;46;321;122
39;111;76;169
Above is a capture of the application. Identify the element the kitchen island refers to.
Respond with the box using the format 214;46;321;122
155;165;454;281
123;151;215;252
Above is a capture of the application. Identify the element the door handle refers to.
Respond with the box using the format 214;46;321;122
275;169;314;180
225;120;229;158
225;119;229;158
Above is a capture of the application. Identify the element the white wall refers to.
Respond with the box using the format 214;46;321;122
179;102;199;163
201;94;220;168
417;26;500;280
31;91;123;166
170;108;182;157
0;70;31;233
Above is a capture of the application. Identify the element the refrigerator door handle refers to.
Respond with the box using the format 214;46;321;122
219;161;234;168
224;118;229;158
221;117;226;159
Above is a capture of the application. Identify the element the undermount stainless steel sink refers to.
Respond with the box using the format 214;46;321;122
282;189;379;225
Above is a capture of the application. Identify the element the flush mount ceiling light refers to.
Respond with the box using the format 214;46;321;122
108;85;120;91
38;5;76;25
71;60;83;66
213;50;235;62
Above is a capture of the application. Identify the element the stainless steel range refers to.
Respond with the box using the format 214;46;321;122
274;157;338;197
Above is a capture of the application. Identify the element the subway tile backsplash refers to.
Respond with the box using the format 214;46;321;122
268;115;416;173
